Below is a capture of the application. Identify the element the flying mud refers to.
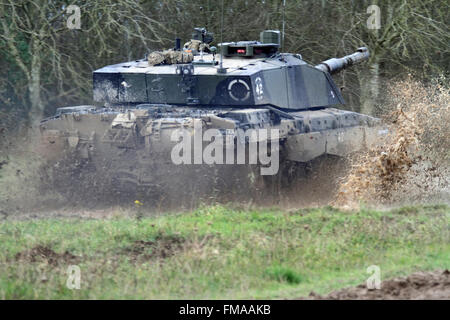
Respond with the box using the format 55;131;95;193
0;128;348;215
335;77;450;209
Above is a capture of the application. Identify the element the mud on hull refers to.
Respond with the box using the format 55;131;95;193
38;106;386;207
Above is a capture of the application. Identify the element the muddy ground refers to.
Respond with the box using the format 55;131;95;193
305;270;450;300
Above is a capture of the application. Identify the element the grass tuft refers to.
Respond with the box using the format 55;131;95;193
264;266;304;284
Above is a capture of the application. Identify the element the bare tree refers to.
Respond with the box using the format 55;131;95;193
0;0;168;121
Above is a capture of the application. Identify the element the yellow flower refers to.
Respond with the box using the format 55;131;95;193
134;200;143;206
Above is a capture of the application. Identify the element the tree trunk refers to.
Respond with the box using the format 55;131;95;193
361;0;381;116
28;36;43;121
361;55;380;115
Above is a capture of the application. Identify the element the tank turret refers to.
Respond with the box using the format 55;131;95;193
93;31;369;111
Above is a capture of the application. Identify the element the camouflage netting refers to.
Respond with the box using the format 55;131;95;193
183;39;210;53
148;50;194;66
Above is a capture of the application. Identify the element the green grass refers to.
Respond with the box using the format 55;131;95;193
0;204;448;299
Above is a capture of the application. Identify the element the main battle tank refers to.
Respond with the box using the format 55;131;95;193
39;28;385;206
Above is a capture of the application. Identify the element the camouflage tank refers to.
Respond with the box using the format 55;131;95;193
39;28;385;206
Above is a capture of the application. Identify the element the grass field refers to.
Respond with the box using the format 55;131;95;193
0;204;448;299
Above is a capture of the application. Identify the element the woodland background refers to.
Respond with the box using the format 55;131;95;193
0;0;448;129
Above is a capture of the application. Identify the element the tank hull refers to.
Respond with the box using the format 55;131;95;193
38;105;386;205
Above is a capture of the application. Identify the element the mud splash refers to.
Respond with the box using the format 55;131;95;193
0;128;66;215
336;77;450;208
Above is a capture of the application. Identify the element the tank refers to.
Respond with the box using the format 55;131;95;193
39;28;386;206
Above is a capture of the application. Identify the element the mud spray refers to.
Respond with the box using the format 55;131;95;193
335;77;449;209
1;78;448;216
0;120;67;217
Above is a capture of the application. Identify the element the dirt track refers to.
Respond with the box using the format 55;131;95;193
306;270;450;300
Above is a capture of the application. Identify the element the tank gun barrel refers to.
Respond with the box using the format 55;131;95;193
315;47;370;74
